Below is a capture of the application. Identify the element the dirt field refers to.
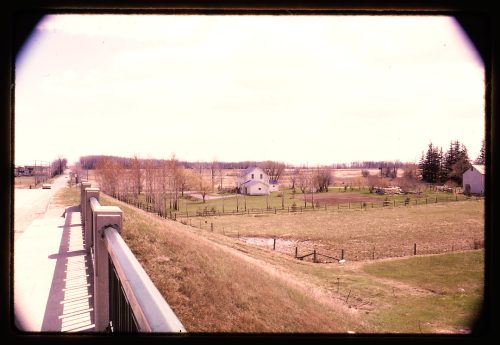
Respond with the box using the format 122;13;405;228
14;176;51;189
295;192;380;205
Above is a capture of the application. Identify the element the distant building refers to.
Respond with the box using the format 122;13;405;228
462;164;485;195
14;166;34;176
237;167;277;195
269;180;279;192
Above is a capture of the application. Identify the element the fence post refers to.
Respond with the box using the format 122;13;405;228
211;223;213;232
341;249;344;260
80;181;91;224
84;187;100;252
93;206;122;332
414;243;417;255
295;247;298;258
313;249;316;263
273;238;276;250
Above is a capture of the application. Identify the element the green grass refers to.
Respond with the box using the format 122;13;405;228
362;251;484;333
122;186;470;219
128;188;310;215
364;251;484;294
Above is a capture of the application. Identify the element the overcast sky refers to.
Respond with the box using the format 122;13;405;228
15;14;485;167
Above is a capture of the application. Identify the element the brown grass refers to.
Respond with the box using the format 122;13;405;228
192;200;484;261
99;194;367;333
14;176;51;189
84;188;482;334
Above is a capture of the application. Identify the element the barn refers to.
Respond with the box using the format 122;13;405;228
462;164;485;195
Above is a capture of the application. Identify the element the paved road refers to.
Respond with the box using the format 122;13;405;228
14;170;70;241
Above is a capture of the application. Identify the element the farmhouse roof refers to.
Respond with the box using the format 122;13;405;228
242;180;268;187
471;164;485;175
240;166;264;176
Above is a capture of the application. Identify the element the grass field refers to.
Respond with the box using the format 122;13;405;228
95;192;366;332
14;176;53;189
362;251;484;333
59;184;484;333
187;199;484;261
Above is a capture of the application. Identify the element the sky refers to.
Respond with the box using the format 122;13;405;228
14;14;485;167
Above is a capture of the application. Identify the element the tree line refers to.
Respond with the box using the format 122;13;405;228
419;139;485;185
80;155;286;171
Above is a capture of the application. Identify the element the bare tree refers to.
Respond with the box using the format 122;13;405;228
297;169;311;207
195;166;211;203
216;163;224;192
290;167;300;192
95;157;120;196
314;166;332;192
261;161;286;183
131;155;143;199
210;160;219;193
144;159;156;205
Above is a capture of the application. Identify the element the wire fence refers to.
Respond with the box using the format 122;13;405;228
108;192;484;263
110;192;480;221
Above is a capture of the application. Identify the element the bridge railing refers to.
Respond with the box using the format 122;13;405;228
80;181;186;333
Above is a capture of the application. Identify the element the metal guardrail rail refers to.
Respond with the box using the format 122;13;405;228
105;226;186;332
81;182;186;333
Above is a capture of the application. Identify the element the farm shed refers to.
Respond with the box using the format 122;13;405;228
237;166;272;195
269;180;279;192
462;164;485;195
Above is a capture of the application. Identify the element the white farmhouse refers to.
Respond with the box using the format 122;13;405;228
237;166;275;195
462;164;485;195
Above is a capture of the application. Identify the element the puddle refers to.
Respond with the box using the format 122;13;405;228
238;236;298;250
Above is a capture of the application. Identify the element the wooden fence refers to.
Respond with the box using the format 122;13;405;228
110;192;479;221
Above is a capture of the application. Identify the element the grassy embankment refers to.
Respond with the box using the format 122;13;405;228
57;185;484;333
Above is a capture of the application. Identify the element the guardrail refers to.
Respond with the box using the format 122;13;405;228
80;181;186;333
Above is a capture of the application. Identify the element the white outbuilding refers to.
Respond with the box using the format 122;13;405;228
462;164;485;195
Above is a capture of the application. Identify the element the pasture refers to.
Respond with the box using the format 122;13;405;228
187;199;484;261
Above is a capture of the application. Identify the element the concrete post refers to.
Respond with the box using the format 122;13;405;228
80;181;91;224
84;188;100;252
93;207;122;332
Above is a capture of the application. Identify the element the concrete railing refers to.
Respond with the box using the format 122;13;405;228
80;181;186;333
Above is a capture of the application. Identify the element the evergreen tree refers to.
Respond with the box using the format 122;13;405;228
444;140;459;179
446;141;471;185
421;143;441;183
438;147;447;183
475;139;485;165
